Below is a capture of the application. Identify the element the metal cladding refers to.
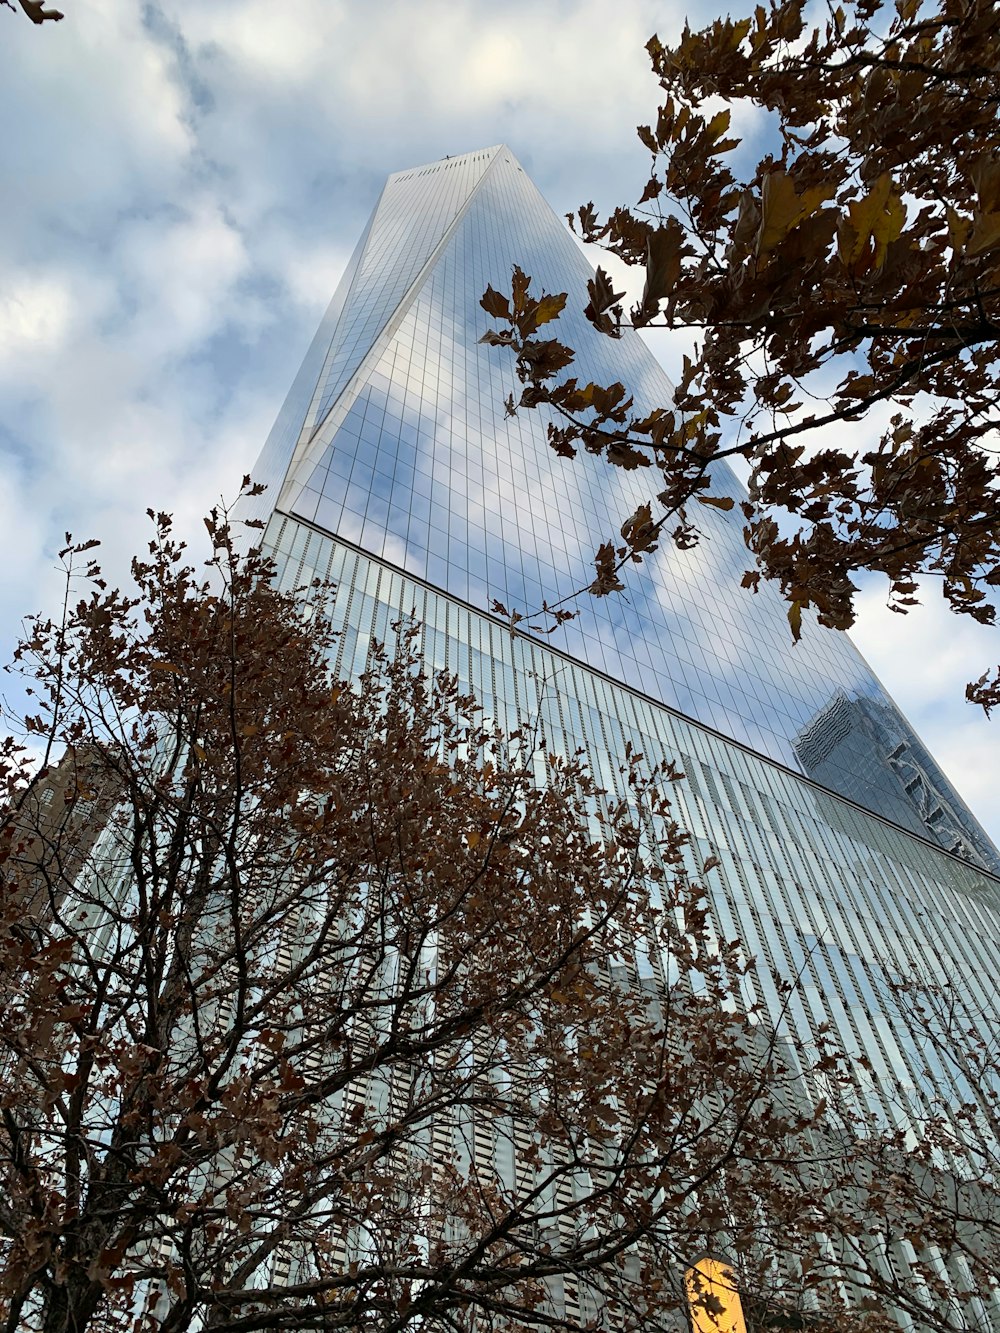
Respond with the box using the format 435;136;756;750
249;147;1000;1161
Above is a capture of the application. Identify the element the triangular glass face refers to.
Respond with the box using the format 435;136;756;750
307;147;504;435
271;146;994;870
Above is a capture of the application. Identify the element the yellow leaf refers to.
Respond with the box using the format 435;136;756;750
840;174;905;271
787;601;803;643
697;494;736;511
706;109;731;143
757;171;799;257
466;830;481;848
151;661;181;674
532;292;567;327
946;208;971;252
967;210;1000;258
756;172;835;259
192;742;207;763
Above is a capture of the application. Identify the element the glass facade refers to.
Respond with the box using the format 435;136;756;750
262;513;1000;1125
248;144;997;875
248;144;1000;1182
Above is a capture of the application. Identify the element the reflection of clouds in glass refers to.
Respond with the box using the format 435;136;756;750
310;149;503;431
269;512;1000;1071
380;531;411;575
247;133;1000;1153
273;145;995;869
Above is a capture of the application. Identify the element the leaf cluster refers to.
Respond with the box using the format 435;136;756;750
0;500;834;1332
3;499;991;1330
480;0;1000;689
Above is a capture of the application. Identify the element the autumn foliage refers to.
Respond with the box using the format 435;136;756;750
480;0;1000;704
1;497;998;1331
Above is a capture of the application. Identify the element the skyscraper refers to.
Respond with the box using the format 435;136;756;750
245;144;1000;1319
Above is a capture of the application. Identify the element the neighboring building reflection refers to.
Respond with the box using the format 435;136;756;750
794;688;999;873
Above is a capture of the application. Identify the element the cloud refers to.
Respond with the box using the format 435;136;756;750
155;0;671;226
0;274;74;354
1;0;996;855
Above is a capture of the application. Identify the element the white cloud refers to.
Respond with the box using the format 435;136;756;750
5;4;193;236
0;275;74;354
1;0;997;858
186;0;340;82
116;200;250;354
278;242;353;312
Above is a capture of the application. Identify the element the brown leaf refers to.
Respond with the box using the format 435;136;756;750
637;124;658;154
511;264;531;314
590;541;626;595
480;285;511;319
621;501;658;553
642;220;684;309
584;267;625;336
607;440;652;469
638;175;663;204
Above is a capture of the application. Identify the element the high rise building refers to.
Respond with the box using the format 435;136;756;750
245;145;1000;1320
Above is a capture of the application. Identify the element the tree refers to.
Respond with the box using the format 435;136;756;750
834;961;1000;1331
478;0;1000;705
1;492;997;1332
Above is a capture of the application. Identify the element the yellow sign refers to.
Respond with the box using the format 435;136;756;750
684;1257;748;1333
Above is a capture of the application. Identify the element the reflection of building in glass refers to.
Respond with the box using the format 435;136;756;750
794;688;997;869
245;146;1000;1322
248;144;997;878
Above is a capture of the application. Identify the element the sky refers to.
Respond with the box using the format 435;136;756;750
2;0;998;846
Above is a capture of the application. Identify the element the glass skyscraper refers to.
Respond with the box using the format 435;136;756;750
245;145;1000;1317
